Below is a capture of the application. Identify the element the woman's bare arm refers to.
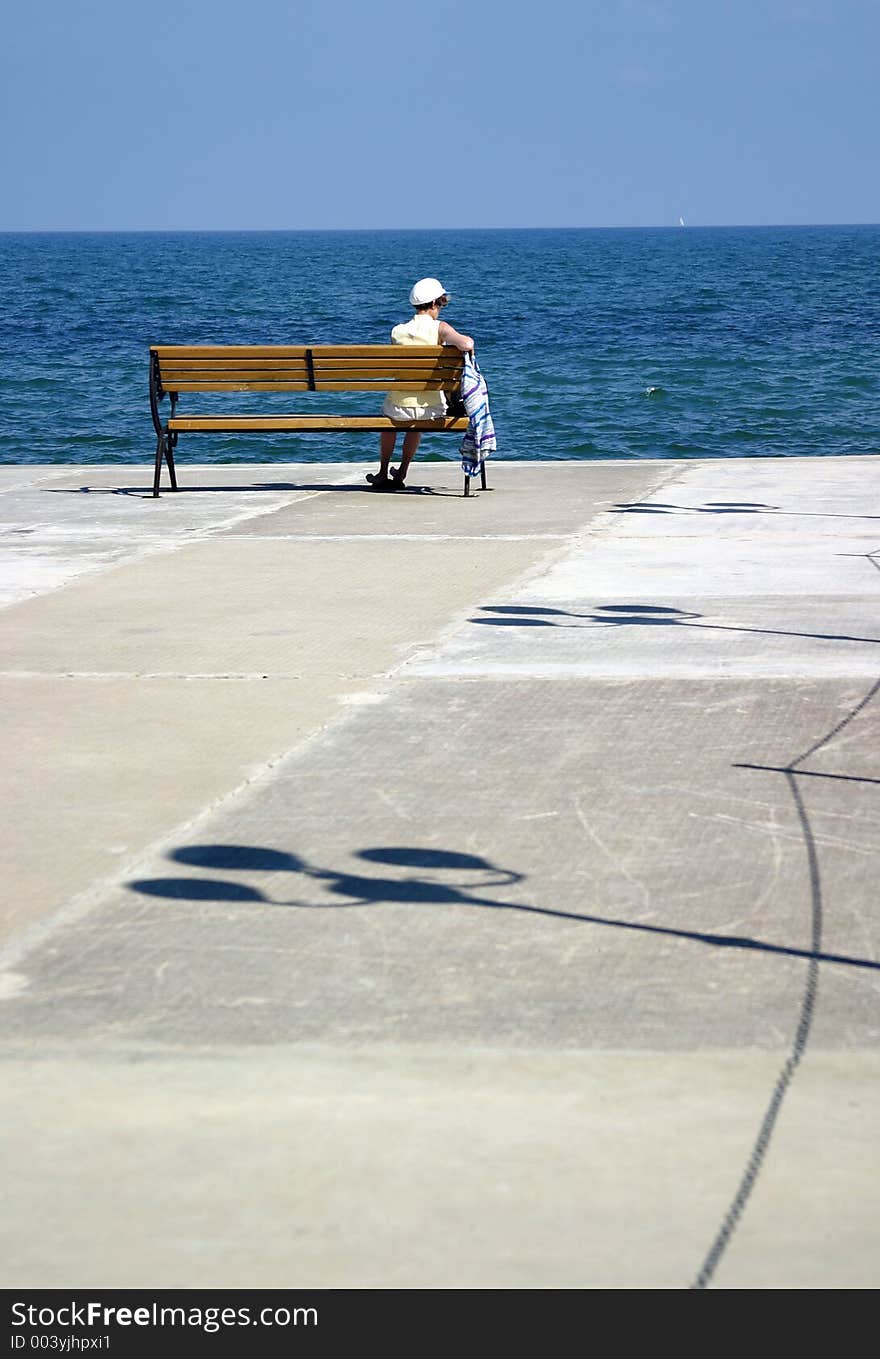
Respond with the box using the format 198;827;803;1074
438;320;474;352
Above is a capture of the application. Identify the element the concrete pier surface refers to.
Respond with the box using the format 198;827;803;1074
1;456;878;1290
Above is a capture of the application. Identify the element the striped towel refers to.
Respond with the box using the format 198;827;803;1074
459;353;497;477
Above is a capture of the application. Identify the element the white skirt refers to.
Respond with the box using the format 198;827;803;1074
382;391;448;422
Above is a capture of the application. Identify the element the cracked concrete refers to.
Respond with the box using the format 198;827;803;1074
1;456;878;1289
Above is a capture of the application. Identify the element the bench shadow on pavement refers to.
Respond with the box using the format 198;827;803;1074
45;482;460;498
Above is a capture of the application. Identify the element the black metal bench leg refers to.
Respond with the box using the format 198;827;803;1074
464;462;487;497
165;433;179;490
153;431;165;497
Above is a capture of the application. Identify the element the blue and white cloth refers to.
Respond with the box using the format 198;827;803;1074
458;353;496;477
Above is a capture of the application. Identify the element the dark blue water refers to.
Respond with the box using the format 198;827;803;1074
1;226;878;465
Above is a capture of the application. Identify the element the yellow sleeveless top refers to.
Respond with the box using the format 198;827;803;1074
383;313;446;416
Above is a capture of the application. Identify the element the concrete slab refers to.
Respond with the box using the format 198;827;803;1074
0;536;555;675
218;461;678;539
0;675;342;944
1;457;878;1291
0;463;369;606
0;545;583;950
410;596;880;678
5;677;878;1047
1;462;660;951
1;1048;876;1289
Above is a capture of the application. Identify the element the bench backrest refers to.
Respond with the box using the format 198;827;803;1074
151;345;464;394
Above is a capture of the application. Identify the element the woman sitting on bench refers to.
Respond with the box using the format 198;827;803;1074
367;277;475;491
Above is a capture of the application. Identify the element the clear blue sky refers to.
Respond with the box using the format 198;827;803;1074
2;0;877;230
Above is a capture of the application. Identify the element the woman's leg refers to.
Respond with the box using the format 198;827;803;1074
379;429;397;473
368;430;397;485
395;431;422;482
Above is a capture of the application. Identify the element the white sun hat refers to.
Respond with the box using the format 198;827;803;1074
409;277;450;306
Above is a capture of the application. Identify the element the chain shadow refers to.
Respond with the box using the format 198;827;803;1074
690;676;880;1286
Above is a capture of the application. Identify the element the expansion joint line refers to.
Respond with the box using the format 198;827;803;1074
691;676;880;1290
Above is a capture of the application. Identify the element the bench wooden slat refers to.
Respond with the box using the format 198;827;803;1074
160;372;459;387
314;374;457;385
167;379;452;392
159;360;311;374
151;344;454;359
313;353;463;364
168;414;469;431
311;364;460;377
313;368;461;379
158;355;460;372
161;367;458;383
167;381;312;392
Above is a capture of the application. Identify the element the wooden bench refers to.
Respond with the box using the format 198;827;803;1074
149;344;489;498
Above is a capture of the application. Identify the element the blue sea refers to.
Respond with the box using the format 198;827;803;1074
1;226;878;465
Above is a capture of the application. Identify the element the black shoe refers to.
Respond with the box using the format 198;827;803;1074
367;472;392;490
389;468;408;490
